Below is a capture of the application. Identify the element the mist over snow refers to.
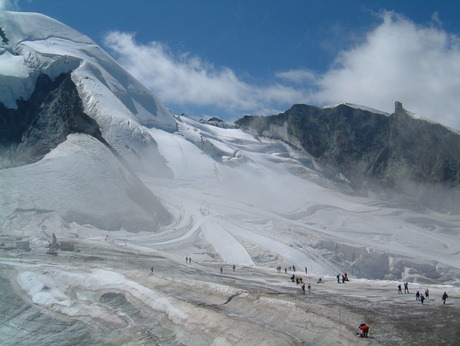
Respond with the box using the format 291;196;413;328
1;10;460;345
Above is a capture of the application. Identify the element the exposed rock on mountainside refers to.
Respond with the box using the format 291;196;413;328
0;73;105;168
236;102;460;211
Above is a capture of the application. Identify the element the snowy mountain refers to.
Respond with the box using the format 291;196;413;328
1;11;459;345
236;102;460;212
0;10;175;231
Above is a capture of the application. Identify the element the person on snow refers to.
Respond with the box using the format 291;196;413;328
233;265;236;272
416;291;420;301
425;289;430;300
308;283;311;294
337;274;340;283
150;266;154;274
404;282;409;293
305;267;308;274
301;283;306;294
398;284;402;294
293;265;296;271
359;324;369;338
220;266;223;274
317;278;323;283
291;274;296;282
342;274;345;283
344;272;348;281
296;277;299;285
442;292;448;304
420;295;425;304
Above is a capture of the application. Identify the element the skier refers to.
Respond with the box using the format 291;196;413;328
398;284;402;294
442;292;448;304
404;282;409;293
307;283;311;294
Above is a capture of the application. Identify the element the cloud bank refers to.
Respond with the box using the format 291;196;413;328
312;12;460;130
0;0;19;10
103;32;304;117
104;11;460;130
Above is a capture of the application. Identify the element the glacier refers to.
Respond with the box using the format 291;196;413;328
1;10;459;345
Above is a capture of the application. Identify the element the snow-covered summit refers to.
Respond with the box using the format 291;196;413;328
0;11;177;134
0;11;177;232
323;102;390;116
0;11;92;48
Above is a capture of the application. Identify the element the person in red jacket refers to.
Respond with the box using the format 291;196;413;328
359;324;370;337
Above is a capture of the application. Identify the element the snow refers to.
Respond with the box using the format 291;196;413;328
1;10;459;345
323;102;391;116
0;51;30;77
0;134;169;231
0;10;176;156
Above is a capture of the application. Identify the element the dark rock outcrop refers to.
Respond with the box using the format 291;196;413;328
0;73;105;168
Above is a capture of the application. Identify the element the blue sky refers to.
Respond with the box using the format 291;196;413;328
3;0;460;130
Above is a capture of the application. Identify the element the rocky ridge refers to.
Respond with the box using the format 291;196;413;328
235;102;460;212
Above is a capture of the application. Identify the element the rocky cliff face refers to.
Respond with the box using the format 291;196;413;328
0;72;105;168
236;102;460;211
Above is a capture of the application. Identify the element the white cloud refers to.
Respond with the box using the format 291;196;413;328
310;11;460;131
0;0;20;10
275;69;317;84
103;31;305;116
103;12;460;131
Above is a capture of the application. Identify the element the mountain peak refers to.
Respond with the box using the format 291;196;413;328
0;10;176;132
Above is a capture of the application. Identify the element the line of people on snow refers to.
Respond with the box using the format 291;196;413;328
287;268;312;294
336;272;349;283
397;283;449;304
